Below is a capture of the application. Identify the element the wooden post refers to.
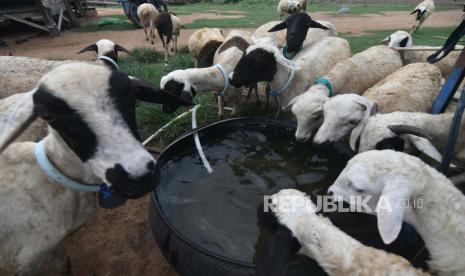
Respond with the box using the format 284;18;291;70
35;0;59;36
63;0;79;27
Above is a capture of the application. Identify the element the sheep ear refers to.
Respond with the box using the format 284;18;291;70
309;20;329;30
405;134;443;163
377;184;410;244
399;36;410;48
115;44;131;54
77;43;98;54
282;95;300;111
0;92;37;153
255;226;300;276
130;76;194;106
268;21;287;32
349;102;375;151
380;36;390;45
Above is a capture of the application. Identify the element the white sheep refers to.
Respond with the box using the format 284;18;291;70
0;63;192;274
161;30;253;117
287;45;402;142
329;150;465;275
352;111;465;169
137;3;159;44
383;30;459;77
410;0;435;33
256;189;430;276
187;28;225;68
277;0;306;18
155;12;181;63
313;63;442;146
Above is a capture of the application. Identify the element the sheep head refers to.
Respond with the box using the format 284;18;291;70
77;39;130;62
160;70;197;113
229;46;278;88
0;63;191;200
286;85;329;143
314;94;378;146
256;189;311;276
268;12;329;53
328;150;427;244
357;117;444;164
381;31;412;48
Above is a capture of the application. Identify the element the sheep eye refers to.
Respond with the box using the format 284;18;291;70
348;119;360;125
355;188;364;194
40;113;55;122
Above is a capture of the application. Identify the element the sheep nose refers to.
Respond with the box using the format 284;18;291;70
105;163;159;199
296;136;308;143
147;160;156;172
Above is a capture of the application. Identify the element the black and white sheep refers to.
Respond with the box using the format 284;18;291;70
0;63;191;274
410;0;435;33
160;30;254;117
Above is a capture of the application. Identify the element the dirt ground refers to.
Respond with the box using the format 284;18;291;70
1;7;462;276
1;9;462;59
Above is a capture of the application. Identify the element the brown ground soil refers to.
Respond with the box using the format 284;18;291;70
1;9;462;59
2;7;462;276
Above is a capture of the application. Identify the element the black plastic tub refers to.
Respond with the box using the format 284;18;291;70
148;118;427;276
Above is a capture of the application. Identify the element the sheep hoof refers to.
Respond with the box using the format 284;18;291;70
151;41;154;45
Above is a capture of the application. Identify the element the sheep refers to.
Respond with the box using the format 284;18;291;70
382;30;459;77
0;40;130;143
155;12;181;63
187;28;225;68
410;0;435;33
137;3;159;45
0;62;192;275
277;0;306;18
313;63;442;146
160;30;253;117
328;150;465;275
286;45;402;142
350;111;465;170
229;35;350;112
256;189;430;276
251;19;336;49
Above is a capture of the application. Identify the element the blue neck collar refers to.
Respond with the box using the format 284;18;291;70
214;64;229;97
34;140;101;192
269;67;295;97
98;56;119;71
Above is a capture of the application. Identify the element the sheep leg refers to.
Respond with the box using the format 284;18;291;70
174;36;178;53
164;45;169;63
218;95;225;120
274;96;281;118
265;84;271;111
144;27;149;41
149;21;155;44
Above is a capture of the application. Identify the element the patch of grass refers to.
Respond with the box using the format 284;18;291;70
74;15;137;32
342;26;462;53
172;2;459;29
119;47;220;143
